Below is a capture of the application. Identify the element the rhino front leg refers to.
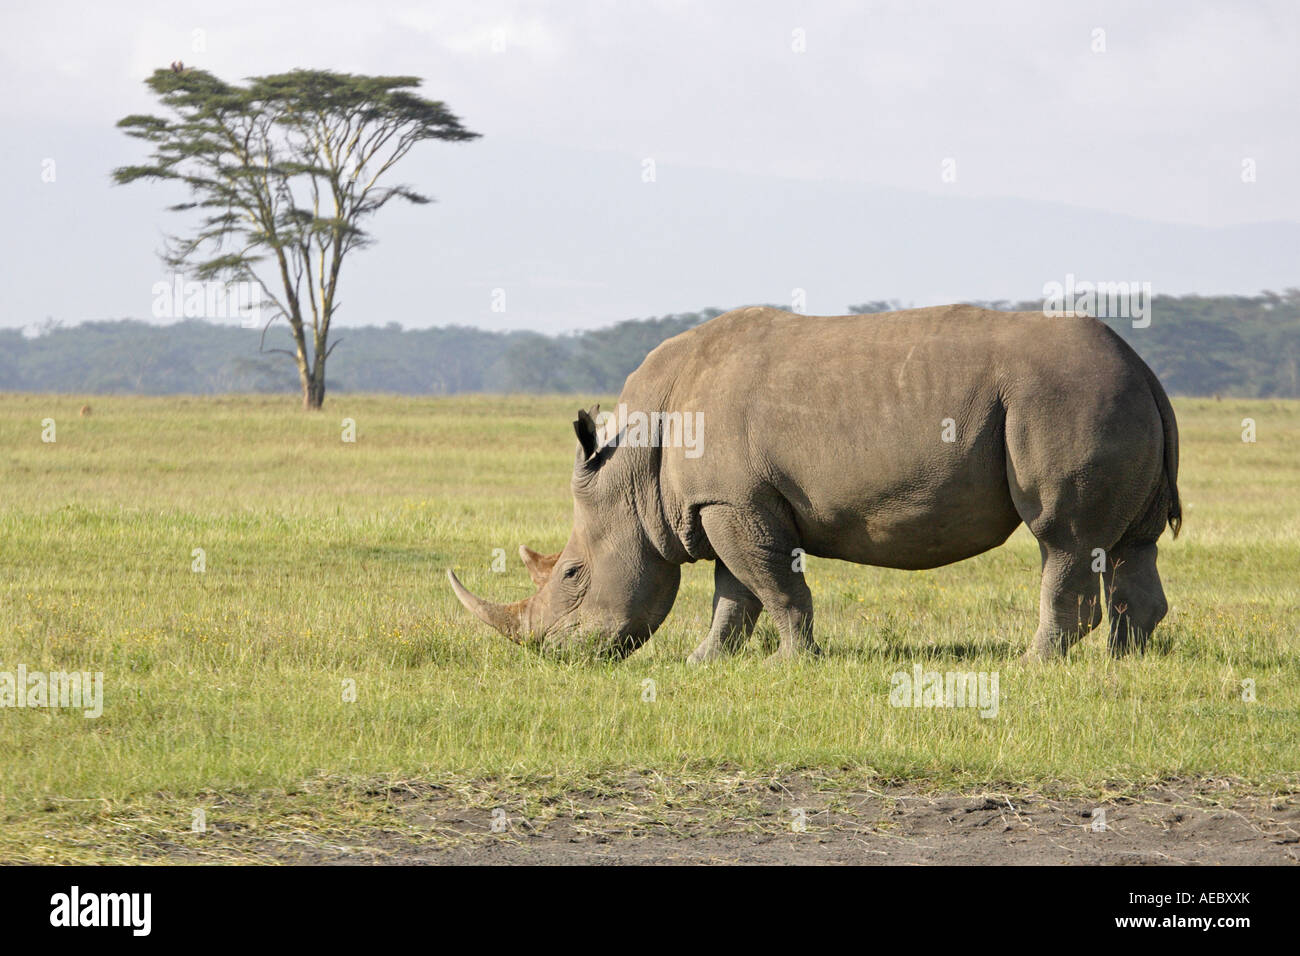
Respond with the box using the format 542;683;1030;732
687;561;763;664
700;506;820;660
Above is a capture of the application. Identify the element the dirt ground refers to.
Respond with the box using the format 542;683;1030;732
174;776;1300;865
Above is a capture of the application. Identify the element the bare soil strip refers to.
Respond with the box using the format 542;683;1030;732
151;777;1300;865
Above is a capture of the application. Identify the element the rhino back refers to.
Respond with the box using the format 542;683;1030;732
623;305;1165;570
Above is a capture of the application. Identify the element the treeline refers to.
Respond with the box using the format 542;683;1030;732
0;311;721;397
2;293;1298;398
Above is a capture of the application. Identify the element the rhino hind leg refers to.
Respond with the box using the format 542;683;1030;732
1004;394;1162;662
1103;542;1168;656
687;561;763;664
699;506;820;660
1023;543;1104;662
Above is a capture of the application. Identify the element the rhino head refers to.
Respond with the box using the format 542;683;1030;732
447;406;681;660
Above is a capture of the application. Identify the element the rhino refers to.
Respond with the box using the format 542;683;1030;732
448;305;1181;663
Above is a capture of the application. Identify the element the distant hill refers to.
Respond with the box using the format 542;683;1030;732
2;293;1297;398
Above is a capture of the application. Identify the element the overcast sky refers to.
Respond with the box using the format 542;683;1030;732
1;0;1296;332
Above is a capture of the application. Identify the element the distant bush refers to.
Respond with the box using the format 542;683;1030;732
3;294;1297;397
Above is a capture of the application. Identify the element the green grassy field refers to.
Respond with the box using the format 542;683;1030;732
1;393;1296;862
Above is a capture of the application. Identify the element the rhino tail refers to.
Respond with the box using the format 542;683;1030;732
1143;363;1182;538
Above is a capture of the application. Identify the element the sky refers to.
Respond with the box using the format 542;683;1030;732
1;0;1297;333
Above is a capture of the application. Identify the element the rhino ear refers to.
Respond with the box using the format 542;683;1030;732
574;407;600;461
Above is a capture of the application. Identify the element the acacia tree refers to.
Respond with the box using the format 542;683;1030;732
114;68;479;409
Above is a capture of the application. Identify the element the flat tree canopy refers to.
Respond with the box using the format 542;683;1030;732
114;67;480;408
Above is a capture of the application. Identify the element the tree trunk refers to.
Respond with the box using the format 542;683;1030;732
303;368;326;410
285;306;330;410
291;333;328;410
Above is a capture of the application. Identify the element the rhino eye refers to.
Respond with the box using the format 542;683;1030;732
563;565;581;579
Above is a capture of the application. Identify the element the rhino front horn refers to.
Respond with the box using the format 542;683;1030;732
446;569;524;642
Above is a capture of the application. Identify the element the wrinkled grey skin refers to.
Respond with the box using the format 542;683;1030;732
448;305;1181;662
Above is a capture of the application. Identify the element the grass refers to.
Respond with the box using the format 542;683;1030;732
0;392;1297;862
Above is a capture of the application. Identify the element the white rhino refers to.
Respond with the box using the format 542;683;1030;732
450;305;1180;662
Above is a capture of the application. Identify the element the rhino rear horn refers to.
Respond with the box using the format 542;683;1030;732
518;546;560;587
